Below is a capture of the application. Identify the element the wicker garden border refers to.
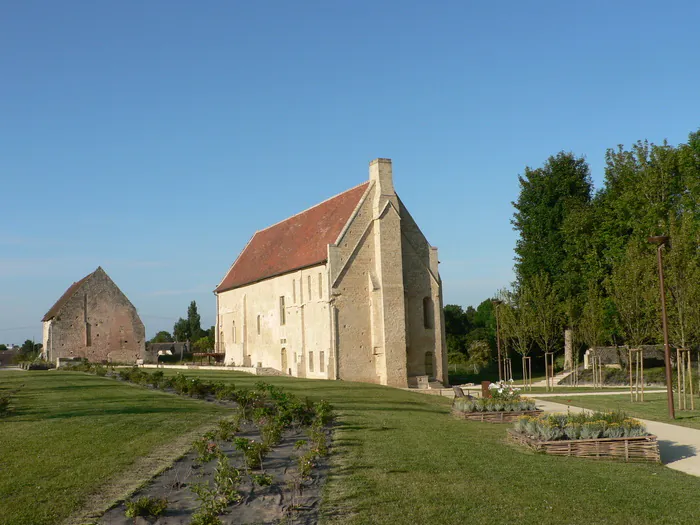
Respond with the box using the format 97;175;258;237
451;408;542;423
507;430;660;462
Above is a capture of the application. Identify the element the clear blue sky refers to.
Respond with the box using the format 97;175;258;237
2;1;699;343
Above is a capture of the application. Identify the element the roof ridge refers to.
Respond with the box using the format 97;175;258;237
256;181;369;234
41;268;98;322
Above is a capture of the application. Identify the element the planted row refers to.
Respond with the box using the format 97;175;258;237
513;411;649;441
453;397;537;413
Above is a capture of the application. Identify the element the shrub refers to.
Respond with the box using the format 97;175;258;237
514;411;648;441
298;451;316;479
260;419;284;448
453;396;536;413
193;438;220;463
233;437;269;470
251;473;273;486
124;496;168;519
488;380;521;401
216;418;239;441
564;423;582;440
580;421;605;439
214;382;237;401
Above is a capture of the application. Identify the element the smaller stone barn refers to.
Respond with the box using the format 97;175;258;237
42;267;145;364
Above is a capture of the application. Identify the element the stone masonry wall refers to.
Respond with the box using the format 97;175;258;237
45;269;145;364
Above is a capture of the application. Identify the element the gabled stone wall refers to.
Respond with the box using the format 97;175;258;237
43;269;145;364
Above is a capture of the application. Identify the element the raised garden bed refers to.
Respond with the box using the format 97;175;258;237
451;407;543;423
451;383;540;423
507;429;660;462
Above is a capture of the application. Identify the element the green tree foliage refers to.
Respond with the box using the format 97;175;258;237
0;344;8;352
172;301;207;342
512;128;700;353
609;242;659;348
187;301;204;341
665;212;700;349
444;301;496;361
499;289;533;359
173;318;189;342
193;336;214;352
527;273;563;356
512;152;593;305
466;340;491;374
150;331;174;344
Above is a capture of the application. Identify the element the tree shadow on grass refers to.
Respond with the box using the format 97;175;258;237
21;405;212;420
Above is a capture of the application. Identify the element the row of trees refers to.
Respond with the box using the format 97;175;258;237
149;301;215;352
502;129;700;362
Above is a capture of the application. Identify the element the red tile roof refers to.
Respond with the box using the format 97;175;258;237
42;269;96;322
215;182;369;293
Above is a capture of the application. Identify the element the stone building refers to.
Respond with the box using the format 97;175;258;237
214;158;447;388
42;267;145;364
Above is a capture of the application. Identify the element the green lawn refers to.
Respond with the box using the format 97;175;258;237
163;370;700;525
5;369;700;525
0;370;228;525
546;393;700;430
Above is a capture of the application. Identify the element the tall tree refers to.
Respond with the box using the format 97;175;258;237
187;301;203;341
609;242;659;349
665;211;700;349
527;273;563;356
512;152;593;303
173;318;189;342
150;331;174;344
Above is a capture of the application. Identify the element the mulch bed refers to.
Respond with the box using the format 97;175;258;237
507;430;660;463
98;376;331;524
451;407;542;423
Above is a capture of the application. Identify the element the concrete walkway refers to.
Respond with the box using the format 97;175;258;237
532;389;666;398
536;399;700;477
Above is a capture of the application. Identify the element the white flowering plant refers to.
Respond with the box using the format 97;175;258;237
488;380;521;401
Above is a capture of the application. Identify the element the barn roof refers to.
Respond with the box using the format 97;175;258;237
215;182;369;293
42;268;98;322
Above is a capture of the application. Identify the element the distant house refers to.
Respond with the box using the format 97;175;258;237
146;342;190;362
214;158;447;388
42;267;145;364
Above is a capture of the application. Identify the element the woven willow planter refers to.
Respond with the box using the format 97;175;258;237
451;407;542;423
507;430;660;463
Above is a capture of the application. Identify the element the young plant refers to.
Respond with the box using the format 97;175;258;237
233;437;269;470
192;437;220;463
216;418;239;441
251;473;274;487
124;496;168;521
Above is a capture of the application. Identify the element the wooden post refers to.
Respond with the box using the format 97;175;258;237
629;348;633;402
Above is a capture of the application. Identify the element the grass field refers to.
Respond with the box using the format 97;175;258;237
4;369;700;525
546;392;700;430
161;370;700;525
0;370;228;525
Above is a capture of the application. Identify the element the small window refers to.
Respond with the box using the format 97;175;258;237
425;351;434;376
257;315;261;335
308;351;314;372
318;273;322;298
293;280;296;303
423;297;434;329
279;296;286;325
307;275;312;299
232;321;237;343
320;350;325;373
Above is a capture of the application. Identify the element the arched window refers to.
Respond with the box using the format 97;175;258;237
423;297;434;329
257;315;261;335
232;321;237;343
